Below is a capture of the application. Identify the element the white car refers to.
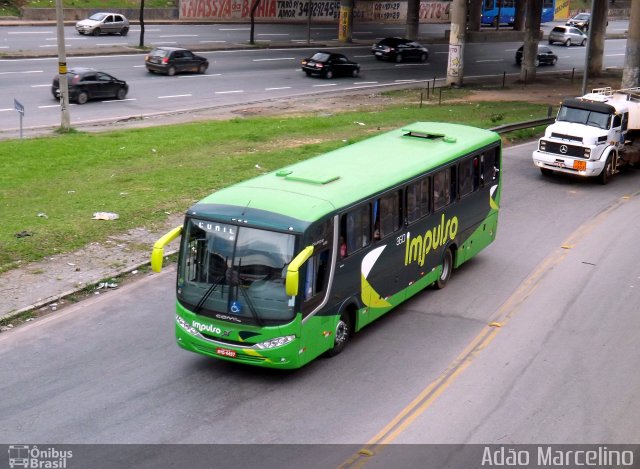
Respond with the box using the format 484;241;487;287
76;12;129;36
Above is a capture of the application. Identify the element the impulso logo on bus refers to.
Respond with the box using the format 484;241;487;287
404;214;458;267
192;320;223;335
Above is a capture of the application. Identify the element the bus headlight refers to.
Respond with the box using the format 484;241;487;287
176;315;198;335
584;148;591;158
255;335;296;350
539;140;546;151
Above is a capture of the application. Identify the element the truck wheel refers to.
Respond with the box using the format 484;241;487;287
598;156;614;185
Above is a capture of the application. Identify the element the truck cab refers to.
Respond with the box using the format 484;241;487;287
532;87;640;184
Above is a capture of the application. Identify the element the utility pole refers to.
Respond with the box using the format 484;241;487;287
55;0;70;130
446;0;466;87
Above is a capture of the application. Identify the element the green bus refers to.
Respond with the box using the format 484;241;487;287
151;122;502;369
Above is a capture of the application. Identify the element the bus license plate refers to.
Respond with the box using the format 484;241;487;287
573;160;587;171
216;348;236;358
552;161;566;168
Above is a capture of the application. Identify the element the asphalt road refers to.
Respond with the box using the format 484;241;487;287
0;39;629;134
1;142;638;466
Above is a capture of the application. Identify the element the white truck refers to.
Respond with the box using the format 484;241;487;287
532;87;640;184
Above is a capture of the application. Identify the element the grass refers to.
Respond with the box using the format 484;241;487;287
0;95;549;273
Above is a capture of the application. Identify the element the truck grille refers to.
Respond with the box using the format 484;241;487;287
551;132;582;142
539;140;588;158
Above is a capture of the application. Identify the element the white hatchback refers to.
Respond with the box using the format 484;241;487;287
76;12;130;36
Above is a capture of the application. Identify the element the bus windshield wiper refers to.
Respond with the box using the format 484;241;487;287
235;257;264;326
194;257;228;314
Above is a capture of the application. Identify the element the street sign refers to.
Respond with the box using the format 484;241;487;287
14;98;24;116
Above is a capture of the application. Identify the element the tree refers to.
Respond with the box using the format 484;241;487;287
139;0;146;48
249;0;261;45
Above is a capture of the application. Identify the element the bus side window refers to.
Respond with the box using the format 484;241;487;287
304;250;330;301
406;177;429;224
374;190;401;239
459;156;479;198
481;147;499;186
433;167;452;211
340;203;371;257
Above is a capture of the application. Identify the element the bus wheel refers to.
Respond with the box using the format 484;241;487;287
327;313;351;357
435;248;453;290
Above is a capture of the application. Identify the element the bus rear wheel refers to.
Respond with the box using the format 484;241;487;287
327;312;352;357
435;248;453;289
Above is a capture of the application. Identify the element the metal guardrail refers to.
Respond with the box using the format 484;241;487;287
489;116;556;134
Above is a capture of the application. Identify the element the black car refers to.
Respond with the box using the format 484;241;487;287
566;12;591;31
145;47;209;76
371;37;429;63
515;45;558;67
51;68;128;104
301;51;360;79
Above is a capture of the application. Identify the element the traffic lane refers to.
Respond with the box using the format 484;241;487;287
2;144;639;445
386;191;640;446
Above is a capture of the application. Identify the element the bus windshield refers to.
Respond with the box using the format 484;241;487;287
178;218;296;325
557;106;611;130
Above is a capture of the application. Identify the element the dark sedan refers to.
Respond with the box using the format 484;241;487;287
301;51;360;79
515;45;558;67
51;68;128;104
145;47;209;76
371;37;429;63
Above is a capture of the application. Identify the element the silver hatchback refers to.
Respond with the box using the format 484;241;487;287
548;26;587;47
76;12;130;36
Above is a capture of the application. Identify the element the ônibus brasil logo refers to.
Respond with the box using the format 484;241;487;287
8;445;73;468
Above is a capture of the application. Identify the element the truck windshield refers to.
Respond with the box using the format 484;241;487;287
557;106;611;130
177;218;297;325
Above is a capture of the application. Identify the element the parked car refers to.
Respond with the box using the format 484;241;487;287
145;47;209;76
515;45;558;67
51;68;128;104
301;51;360;79
75;12;129;36
371;37;429;63
548;25;588;46
565;12;591;31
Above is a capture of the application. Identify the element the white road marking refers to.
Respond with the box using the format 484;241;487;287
253;57;296;62
265;86;292;90
0;70;43;75
312;83;337;87
215;90;243;94
159;34;198;38
159;94;192;98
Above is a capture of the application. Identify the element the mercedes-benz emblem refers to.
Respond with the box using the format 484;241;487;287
560;145;568;154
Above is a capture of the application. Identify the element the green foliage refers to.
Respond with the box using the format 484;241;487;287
0;0;176;11
0;99;547;271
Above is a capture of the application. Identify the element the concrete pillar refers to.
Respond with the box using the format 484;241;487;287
587;0;608;77
406;0;420;40
520;0;542;82
338;0;353;43
446;0;466;87
467;0;481;32
622;0;640;87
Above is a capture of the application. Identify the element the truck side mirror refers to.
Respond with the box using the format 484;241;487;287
285;245;314;297
151;225;183;272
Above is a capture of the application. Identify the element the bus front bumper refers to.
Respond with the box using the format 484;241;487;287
532;150;604;177
175;318;302;369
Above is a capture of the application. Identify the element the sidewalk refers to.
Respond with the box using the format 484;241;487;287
0;213;184;324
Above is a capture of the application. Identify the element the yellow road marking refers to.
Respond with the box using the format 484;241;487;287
338;194;638;468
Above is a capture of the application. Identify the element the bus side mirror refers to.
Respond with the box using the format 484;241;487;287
151;225;183;272
285;245;314;297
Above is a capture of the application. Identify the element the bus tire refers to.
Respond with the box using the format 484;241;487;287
327;312;352;357
435;248;453;290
